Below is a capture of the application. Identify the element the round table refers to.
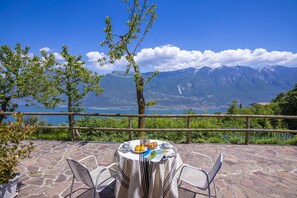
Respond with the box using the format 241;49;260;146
113;139;183;198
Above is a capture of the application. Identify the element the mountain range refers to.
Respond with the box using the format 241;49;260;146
83;66;297;110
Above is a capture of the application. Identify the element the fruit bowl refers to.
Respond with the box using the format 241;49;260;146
132;144;147;153
132;146;147;153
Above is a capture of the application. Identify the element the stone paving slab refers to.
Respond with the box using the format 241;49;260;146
15;140;297;198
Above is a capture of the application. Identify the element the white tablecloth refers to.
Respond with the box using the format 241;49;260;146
113;140;183;198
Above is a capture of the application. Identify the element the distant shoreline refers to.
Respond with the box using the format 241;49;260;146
83;106;229;111
12;106;227;124
17;105;228;112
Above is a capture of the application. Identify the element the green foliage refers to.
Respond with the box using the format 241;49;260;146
224;99;289;130
36;45;104;140
100;0;157;67
33;51;60;108
0;44;31;115
21;116;70;140
31;128;70;140
272;84;297;129
256;138;279;144
48;46;103;112
207;137;222;143
24;115;47;126
100;0;157;80
285;135;297;145
229;137;241;144
23;115;51;136
195;138;206;143
24;113;296;145
227;99;241;114
76;117;132;141
146;100;158;106
12;85;297;145
0;44;101;118
0;44;55;122
100;0;158;133
0;113;35;184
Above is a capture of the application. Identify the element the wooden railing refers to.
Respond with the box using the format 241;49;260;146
1;112;297;144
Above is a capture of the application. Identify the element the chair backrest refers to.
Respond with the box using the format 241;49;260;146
67;159;94;188
207;153;223;184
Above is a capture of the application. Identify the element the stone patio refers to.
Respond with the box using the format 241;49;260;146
16;140;297;198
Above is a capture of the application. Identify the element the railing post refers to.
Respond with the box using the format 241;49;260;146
128;117;132;140
245;117;250;145
186;117;191;144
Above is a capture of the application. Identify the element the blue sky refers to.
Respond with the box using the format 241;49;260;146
1;0;297;73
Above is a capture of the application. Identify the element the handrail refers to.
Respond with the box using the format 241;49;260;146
37;126;297;133
1;111;297;144
1;111;297;119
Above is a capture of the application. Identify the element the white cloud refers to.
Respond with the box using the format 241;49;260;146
28;53;34;58
86;51;127;73
53;52;64;61
85;45;297;73
86;51;104;62
39;47;51;52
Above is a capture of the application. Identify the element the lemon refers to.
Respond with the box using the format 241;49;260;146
135;145;141;151
140;145;145;151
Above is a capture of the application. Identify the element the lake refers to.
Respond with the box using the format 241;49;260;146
7;106;227;125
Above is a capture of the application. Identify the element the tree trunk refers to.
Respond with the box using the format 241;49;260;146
68;98;80;141
68;114;75;141
136;77;146;139
0;97;10;123
68;99;75;141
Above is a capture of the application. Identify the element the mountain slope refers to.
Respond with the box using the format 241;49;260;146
83;66;297;109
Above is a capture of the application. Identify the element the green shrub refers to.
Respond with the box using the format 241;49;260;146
285;135;297;145
194;138;206;143
207;137;222;143
24;113;295;145
256;138;279;144
229;137;241;144
0;113;36;184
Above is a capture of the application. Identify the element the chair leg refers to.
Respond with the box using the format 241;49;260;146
213;180;217;198
93;188;97;198
207;185;211;198
69;176;74;198
176;166;184;187
177;178;182;187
